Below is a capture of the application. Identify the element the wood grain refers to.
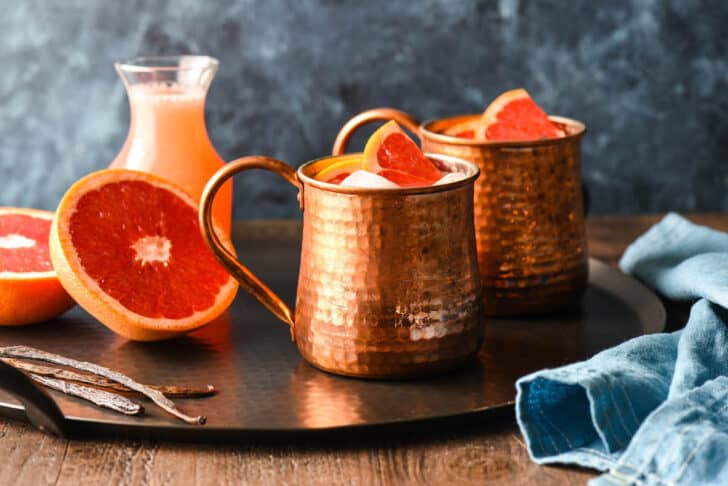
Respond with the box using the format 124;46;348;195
0;214;709;485
1;417;594;486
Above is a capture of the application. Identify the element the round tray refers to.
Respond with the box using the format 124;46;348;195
0;223;665;441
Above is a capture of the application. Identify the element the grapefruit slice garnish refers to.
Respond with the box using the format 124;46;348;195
376;169;432;188
479;88;564;141
50;169;238;341
314;158;360;184
443;119;481;139
327;173;351;185
0;207;75;325
363;121;441;185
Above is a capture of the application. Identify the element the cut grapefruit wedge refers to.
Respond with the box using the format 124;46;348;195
50;169;238;341
363;121;441;187
315;158;360;184
376;169;433;187
442;119;481;139
479;88;564;141
0;208;75;325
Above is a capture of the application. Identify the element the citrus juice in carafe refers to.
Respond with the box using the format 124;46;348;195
112;56;232;234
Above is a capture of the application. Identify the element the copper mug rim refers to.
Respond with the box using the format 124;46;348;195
332;108;586;155
297;152;480;196
199;152;480;335
420;114;587;147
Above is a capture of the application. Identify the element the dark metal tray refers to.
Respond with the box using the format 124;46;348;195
0;222;665;441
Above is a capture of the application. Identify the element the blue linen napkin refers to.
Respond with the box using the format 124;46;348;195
515;213;728;486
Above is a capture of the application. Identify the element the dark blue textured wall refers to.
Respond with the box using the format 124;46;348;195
1;0;726;218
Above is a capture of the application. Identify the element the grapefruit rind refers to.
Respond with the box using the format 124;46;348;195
0;208;75;326
49;169;239;341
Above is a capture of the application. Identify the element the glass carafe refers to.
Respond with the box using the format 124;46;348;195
112;55;232;235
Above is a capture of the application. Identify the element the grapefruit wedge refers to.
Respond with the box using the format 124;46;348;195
479;88;563;142
315;158;360;184
443;119;480;139
0;208;75;325
50;169;238;341
363;121;441;187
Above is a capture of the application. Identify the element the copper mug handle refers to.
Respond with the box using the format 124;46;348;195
332;108;421;155
199;156;300;336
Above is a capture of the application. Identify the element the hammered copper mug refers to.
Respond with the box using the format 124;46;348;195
334;108;588;316
199;153;482;379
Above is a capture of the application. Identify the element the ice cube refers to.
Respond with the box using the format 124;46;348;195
434;172;468;185
340;170;400;189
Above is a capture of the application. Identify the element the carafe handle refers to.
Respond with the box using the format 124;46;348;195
332;108;421;155
199;157;300;338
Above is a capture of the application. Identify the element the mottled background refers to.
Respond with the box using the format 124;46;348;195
0;0;726;218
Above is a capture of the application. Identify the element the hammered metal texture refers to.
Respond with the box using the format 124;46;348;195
421;115;589;315
294;158;482;378
0;227;665;440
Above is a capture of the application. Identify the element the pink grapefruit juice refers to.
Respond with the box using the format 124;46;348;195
111;83;232;234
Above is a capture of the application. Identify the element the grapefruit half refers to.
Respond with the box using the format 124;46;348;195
363;121;441;187
479;88;564;141
50;169;238;341
0;207;75;325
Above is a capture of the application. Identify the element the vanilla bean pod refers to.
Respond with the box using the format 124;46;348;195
30;374;143;415
0;346;205;425
3;358;215;398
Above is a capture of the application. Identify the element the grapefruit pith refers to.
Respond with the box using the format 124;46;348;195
50;169;238;341
363;121;441;187
479;88;563;141
0;208;75;325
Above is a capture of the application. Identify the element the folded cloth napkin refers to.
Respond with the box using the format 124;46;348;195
515;213;728;486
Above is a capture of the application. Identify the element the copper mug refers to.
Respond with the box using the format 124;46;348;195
199;154;482;379
334;109;588;316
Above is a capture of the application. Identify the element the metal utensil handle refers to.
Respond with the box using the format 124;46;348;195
199;156;301;336
0;360;66;437
332;108;421;155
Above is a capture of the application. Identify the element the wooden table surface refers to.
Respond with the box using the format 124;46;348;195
1;214;724;486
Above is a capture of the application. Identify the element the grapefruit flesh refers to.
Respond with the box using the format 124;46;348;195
376;169;433;188
327;172;351;184
480;88;562;142
0;208;75;325
363;121;441;186
50;169;238;341
454;130;475;139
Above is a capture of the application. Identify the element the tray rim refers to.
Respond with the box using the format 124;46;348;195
0;257;666;441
